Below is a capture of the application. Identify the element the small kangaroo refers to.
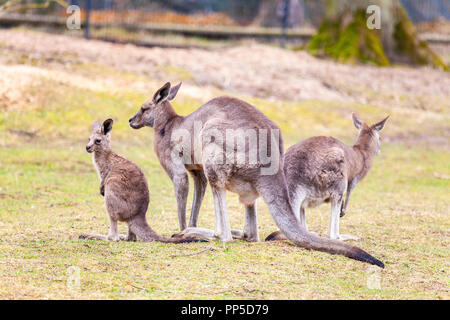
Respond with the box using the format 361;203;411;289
129;82;384;267
266;113;389;242
80;119;200;243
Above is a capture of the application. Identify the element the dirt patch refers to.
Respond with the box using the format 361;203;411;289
0;64;36;111
0;29;448;112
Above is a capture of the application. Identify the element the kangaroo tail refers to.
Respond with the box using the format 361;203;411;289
258;180;384;268
265;230;286;241
129;216;207;244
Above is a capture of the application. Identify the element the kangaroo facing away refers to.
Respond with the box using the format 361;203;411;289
80;119;200;243
129;82;384;267
266;113;389;242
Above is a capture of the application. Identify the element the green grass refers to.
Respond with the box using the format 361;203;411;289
0;142;448;299
0;48;449;300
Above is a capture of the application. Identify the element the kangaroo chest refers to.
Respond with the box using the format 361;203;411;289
92;153;110;182
92;154;101;181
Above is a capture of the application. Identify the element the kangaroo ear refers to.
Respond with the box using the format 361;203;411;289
372;115;389;132
92;121;102;132
153;82;171;104
168;82;182;101
352;113;363;130
103;119;113;135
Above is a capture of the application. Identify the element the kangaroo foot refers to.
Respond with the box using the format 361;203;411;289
337;234;360;241
231;229;259;242
173;227;233;242
79;233;127;241
214;231;233;243
172;227;215;241
231;229;244;239
107;233;127;241
127;233;137;241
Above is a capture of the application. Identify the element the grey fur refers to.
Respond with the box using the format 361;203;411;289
81;118;199;244
129;83;385;267
266;113;389;242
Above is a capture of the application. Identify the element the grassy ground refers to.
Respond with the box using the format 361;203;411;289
0;30;449;299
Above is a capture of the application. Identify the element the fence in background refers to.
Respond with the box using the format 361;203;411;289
0;0;449;47
401;0;450;22
69;0;322;44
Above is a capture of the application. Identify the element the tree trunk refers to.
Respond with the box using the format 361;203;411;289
253;0;305;28
308;0;447;70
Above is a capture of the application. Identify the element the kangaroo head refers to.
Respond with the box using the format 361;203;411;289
352;113;389;154
86;119;113;153
129;82;181;129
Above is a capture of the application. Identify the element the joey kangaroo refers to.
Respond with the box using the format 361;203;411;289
129;82;384;267
80;118;200;243
266;113;389;242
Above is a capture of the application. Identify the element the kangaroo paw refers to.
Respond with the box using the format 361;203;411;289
172;227;215;240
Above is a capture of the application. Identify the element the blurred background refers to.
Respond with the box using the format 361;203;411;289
0;0;449;55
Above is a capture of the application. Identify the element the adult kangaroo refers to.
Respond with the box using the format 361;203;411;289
129;82;384;267
81;118;200;244
266;113;389;242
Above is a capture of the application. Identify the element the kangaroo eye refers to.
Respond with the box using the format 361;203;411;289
141;107;146;112
95;139;101;144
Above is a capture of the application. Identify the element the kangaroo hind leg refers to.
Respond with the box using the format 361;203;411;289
188;170;207;228
232;201;259;242
329;195;359;241
172;187;232;242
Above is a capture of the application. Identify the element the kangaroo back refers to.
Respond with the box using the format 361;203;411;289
258;173;384;267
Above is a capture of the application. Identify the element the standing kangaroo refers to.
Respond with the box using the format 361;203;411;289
80;118;199;243
266;113;389;242
129;82;384;267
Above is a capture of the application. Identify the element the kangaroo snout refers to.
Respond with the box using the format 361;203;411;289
86;145;93;153
128;116;137;129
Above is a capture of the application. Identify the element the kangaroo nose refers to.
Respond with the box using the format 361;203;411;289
129;117;133;123
85;145;90;152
